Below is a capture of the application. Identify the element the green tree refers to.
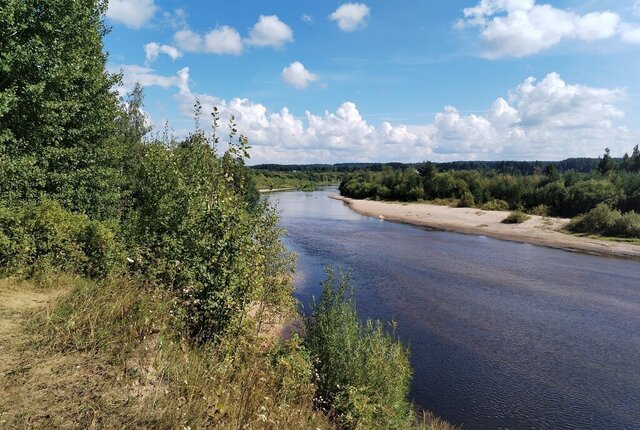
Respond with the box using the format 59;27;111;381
597;148;616;175
0;0;121;219
631;145;640;173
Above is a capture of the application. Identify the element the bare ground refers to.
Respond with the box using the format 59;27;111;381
331;195;640;259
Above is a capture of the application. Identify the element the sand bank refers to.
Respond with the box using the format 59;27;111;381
330;195;640;259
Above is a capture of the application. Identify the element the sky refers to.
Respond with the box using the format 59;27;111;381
104;0;640;164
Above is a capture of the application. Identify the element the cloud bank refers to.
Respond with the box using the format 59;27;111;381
116;65;634;163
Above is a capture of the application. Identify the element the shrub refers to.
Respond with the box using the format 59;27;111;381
458;190;475;208
611;211;640;238
0;200;121;278
527;204;550;216
481;199;509;211
305;269;414;430
502;211;530;224
567;203;620;234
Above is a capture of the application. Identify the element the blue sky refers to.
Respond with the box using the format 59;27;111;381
105;0;640;164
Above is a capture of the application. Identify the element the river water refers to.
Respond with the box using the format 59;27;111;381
267;188;640;429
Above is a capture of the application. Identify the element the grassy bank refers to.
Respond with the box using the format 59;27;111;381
0;275;457;430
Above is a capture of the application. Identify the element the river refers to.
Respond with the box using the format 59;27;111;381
267;187;640;429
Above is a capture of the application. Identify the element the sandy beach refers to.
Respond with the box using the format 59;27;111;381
330;195;640;259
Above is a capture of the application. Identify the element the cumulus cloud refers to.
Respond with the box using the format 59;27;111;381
246;15;294;48
281;62;319;89
144;42;181;63
330;3;371;32
302;14;314;24
117;66;634;163
458;0;625;58
173;26;244;55
106;0;158;29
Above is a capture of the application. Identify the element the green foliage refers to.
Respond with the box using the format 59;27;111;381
458;190;475;208
597;148;616;175
253;170;344;191
339;146;639;238
502;211;530;224
340;168;424;201
0;0;122;220
568;204;640;238
481;199;509;211
306;269;415;430
0;199;121;278
562;179;621;216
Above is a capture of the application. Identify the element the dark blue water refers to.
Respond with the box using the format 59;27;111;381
267;188;640;430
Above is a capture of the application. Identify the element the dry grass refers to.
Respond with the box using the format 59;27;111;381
0;276;330;429
0;276;457;430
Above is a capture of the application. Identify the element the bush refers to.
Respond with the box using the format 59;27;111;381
305;269;414;430
567;204;620;234
569;204;640;238
481;199;509;211
502;211;530;224
0;200;121;278
527;204;550;216
458;190;475;208
611;211;640;238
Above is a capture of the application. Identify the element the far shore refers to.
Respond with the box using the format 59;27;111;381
330;195;640;259
258;187;298;193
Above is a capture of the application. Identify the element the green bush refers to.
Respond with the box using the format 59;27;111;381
569;204;640;238
527;204;550;216
611;211;640;238
0;200;121;278
305;269;414;430
457;190;475;208
567;204;620;234
502;211;530;224
481;199;509;211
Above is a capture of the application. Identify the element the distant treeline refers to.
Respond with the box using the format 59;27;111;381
338;147;640;239
252;157;603;175
253;170;344;191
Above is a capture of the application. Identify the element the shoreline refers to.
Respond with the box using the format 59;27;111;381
330;195;640;259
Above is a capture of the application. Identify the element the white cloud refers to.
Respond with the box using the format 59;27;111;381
106;0;158;29
281;62;319;89
144;42;181;63
246;15;294;48
117;66;634;163
173;26;243;55
302;14;314;24
634;1;640;17
330;3;371;32
621;24;640;44
458;0;623;58
204;26;244;55
113;65;189;95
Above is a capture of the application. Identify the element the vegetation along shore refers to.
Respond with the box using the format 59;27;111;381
331;195;640;259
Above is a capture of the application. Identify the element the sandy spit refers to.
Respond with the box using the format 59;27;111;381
330;195;640;259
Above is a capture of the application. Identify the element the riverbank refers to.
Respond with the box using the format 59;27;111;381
330;195;640;258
